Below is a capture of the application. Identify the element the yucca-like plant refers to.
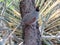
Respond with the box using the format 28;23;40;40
0;0;23;45
37;0;60;45
0;0;60;45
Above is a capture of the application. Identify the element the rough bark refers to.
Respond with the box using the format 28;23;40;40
20;0;41;45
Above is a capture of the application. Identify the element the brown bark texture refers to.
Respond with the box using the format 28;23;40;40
20;0;41;45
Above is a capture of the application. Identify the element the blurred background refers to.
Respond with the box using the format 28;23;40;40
0;0;60;45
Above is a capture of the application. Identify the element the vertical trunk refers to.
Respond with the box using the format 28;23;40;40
20;0;41;45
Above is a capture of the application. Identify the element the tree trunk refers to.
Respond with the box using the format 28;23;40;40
20;0;41;45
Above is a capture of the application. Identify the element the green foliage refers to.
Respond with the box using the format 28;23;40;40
0;0;60;45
